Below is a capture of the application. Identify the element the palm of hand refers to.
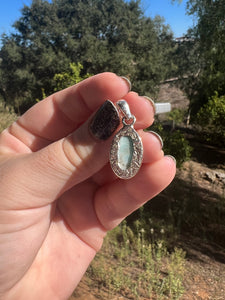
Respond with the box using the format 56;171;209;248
1;183;100;299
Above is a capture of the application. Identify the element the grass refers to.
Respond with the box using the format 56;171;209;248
87;221;186;299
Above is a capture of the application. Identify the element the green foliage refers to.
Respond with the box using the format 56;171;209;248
196;93;225;146
169;108;187;129
0;0;175;112
53;62;91;92
169;0;225;148
165;130;192;168
175;0;225;115
88;220;186;299
149;122;192;168
165;248;186;298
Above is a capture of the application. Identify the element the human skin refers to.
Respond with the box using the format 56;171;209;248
0;73;176;300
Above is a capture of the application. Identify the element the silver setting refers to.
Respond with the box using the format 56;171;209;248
117;100;133;120
110;100;143;179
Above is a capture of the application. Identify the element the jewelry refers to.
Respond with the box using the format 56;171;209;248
110;100;143;179
89;100;120;140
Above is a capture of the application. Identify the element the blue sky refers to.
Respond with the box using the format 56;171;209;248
143;0;194;37
0;0;193;38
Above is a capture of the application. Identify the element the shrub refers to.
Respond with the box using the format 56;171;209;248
163;130;192;168
196;92;225;147
149;122;192;168
53;62;91;92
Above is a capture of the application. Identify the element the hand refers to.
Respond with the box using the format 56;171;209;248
0;73;176;300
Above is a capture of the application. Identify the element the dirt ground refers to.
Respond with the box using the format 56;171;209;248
176;161;225;300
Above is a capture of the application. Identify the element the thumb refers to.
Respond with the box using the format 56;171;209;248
0;101;119;210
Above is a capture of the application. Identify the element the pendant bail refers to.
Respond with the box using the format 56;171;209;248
116;100;133;120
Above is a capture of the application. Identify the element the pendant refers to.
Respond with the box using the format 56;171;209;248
110;100;143;179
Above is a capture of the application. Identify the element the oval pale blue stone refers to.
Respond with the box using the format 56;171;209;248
118;136;134;170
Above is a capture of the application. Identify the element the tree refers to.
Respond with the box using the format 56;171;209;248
196;93;225;146
53;62;91;92
0;0;174;112
0;0;71;112
174;0;225;115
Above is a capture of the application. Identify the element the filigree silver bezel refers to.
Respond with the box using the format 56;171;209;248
110;125;143;179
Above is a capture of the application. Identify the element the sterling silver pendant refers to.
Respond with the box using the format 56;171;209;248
110;100;143;179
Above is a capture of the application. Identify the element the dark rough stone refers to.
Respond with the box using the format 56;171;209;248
89;100;120;140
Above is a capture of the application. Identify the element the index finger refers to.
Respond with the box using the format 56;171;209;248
4;73;130;151
2;73;155;154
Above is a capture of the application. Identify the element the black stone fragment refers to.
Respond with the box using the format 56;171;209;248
89;100;120;140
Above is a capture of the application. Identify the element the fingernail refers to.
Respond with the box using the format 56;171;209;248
165;155;176;165
89;100;120;141
143;96;156;114
149;131;164;149
120;76;132;91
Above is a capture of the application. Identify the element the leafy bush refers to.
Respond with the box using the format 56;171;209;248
164;130;192;168
196;93;225;147
168;108;187;129
149;122;192;168
36;62;92;103
53;62;91;92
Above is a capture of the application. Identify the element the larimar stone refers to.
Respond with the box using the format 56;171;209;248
110;123;143;179
118;136;134;170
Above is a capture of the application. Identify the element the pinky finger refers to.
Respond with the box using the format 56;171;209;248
94;156;176;231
